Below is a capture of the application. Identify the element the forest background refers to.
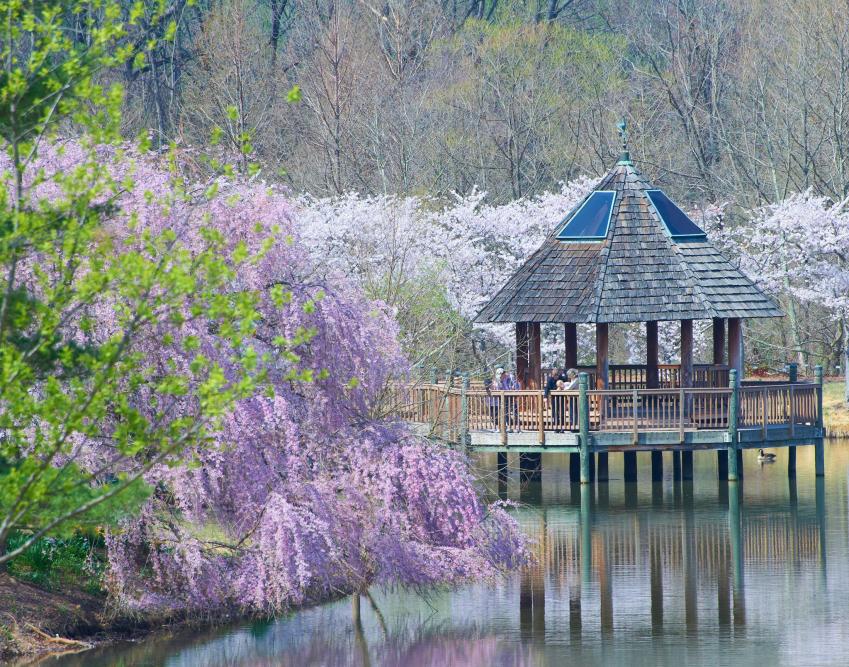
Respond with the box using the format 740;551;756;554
96;0;849;381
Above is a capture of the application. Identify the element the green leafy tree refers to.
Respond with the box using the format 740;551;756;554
0;0;295;568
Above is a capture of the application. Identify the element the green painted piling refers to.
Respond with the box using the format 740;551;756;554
579;373;591;484
815;365;824;477
728;369;740;481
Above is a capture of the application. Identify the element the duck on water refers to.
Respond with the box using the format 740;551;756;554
758;449;777;463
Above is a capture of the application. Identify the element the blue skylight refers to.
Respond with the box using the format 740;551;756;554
556;191;616;241
645;190;707;241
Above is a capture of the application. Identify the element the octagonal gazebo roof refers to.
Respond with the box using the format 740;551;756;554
475;156;782;325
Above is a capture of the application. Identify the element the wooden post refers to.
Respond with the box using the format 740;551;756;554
569;453;580;483
565;323;578;369
761;387;768;440
646;321;659;389
681;319;694;389
516;322;542;390
728;369;740;482
597;451;609;482
430;367;438;385
728;318;743;378
672;451;682;481
497;452;508;479
717;449;728;480
579;373;591;484
815;365;824;477
651;450;663;482
682;451;693;480
520;453;542;482
788;362;797;476
538;391;545;445
713;318;726;366
596;323;609;389
460;375;470;447
500;392;507;446
624;451;637;483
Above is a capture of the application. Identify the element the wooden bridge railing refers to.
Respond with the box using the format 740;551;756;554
390;378;821;444
544;364;730;389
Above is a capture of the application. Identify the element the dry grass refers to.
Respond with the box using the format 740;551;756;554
823;381;849;437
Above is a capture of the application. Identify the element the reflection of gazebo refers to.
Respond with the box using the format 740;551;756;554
475;128;782;392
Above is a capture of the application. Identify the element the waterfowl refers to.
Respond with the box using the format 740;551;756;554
758;449;776;463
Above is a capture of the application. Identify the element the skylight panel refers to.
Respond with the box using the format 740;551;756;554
556;191;616;241
645;190;707;241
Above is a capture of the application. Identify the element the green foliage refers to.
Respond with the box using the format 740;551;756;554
0;0;298;567
6;532;106;594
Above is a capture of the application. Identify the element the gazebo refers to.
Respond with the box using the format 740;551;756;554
475;127;782;393
397;125;823;489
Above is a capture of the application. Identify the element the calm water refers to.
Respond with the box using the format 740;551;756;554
46;443;849;667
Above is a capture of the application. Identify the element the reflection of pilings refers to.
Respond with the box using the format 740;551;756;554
816;477;827;577
581;485;592;583
519;568;545;641
625;482;638;508
787;446;796;478
718;478;728;506
600;534;613;638
683;482;697;635
520;508;546;641
729;482;745;629
520;480;543;505
718;554;731;630
650;536;663;635
569;586;582;642
651;481;663;507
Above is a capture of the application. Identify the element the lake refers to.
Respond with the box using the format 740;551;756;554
46;442;847;666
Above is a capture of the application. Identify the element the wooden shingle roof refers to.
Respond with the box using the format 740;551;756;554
476;161;783;324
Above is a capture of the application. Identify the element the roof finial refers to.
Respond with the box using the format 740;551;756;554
617;118;632;165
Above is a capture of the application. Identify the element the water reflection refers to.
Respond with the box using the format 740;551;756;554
47;445;846;667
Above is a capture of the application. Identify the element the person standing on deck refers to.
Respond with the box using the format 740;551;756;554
563;369;579;429
545;368;564;432
499;369;521;432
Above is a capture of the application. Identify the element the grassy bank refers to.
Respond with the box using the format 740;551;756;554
823;380;849;437
0;534;108;661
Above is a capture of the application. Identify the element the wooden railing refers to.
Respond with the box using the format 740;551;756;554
390;379;820;443
739;384;819;434
540;364;729;389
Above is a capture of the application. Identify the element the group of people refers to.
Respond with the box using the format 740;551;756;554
482;366;579;433
545;368;579;432
483;367;521;432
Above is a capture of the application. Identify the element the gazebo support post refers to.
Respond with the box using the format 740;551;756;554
565;323;578;369
713;318;726;366
728;318;743;378
646;321;659;389
647;321;661;484
681;320;694;480
516;322;542;390
596;323;611;482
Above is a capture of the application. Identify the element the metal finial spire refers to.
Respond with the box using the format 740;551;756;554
617;118;632;165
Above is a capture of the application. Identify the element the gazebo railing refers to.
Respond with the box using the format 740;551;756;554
390;380;820;443
543;364;730;390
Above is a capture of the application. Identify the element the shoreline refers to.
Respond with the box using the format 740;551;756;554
0;574;298;665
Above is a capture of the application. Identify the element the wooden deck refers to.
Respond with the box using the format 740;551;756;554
395;378;823;451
